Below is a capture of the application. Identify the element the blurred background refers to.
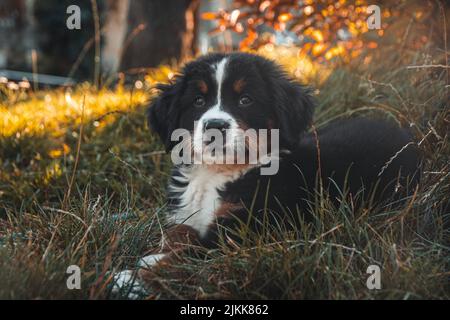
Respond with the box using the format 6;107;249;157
0;0;448;85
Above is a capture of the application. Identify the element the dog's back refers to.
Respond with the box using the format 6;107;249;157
297;117;421;203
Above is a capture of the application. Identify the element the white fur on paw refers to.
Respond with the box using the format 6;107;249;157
112;270;147;299
138;253;166;269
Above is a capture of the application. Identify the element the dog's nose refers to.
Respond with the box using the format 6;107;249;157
204;119;230;131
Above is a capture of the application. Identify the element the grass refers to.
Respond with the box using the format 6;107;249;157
0;32;449;299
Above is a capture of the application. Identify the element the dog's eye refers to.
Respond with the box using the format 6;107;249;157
193;96;206;107
239;95;253;106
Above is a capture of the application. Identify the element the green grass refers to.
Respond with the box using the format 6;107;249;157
0;37;449;299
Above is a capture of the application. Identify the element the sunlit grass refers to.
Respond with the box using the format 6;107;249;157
0;85;148;139
253;44;333;85
0;81;160;209
0;39;448;299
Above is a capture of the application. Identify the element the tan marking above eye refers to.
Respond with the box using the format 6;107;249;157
198;80;208;94
233;78;246;93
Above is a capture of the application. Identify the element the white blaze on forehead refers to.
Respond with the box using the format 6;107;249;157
192;57;238;157
214;57;228;108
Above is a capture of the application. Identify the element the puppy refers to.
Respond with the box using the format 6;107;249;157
113;52;421;296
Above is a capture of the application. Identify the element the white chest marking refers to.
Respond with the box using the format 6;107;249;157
168;166;245;237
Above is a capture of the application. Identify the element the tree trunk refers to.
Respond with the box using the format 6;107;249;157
102;0;130;74
0;0;36;70
119;0;199;72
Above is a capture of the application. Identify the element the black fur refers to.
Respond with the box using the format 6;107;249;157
202;117;421;247
147;52;422;247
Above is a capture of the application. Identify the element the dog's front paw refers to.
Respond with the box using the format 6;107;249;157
111;254;168;299
138;253;167;269
111;270;147;299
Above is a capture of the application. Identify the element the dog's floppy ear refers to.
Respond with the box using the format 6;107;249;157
147;82;183;152
273;77;315;150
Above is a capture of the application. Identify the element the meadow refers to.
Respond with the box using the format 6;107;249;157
0;36;449;299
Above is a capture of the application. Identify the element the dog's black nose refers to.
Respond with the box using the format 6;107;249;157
204;119;230;131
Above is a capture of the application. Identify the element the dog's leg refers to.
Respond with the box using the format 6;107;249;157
138;253;167;268
138;224;201;271
112;224;201;298
112;269;147;299
112;203;247;298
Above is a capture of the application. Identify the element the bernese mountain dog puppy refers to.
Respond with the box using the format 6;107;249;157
113;52;420;296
